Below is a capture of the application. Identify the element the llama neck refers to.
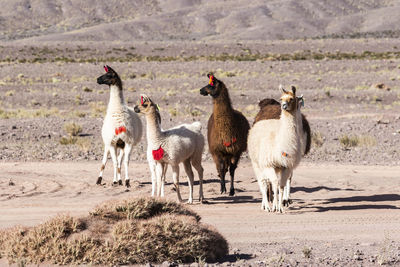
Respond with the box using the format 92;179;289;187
107;85;125;111
145;112;163;143
278;110;299;152
213;87;234;119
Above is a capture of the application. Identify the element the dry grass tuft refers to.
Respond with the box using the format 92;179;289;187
0;198;227;265
90;197;201;222
64;122;82;136
340;134;377;148
312;131;324;148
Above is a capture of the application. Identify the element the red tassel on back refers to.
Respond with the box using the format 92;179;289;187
152;146;164;160
115;126;126;135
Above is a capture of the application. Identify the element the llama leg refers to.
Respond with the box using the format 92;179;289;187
171;165;182;202
267;181;273;203
228;157;239;196
258;178;269;211
267;168;279;212
97;146;109;185
147;148;156;196
149;161;156;196
155;162;163;196
287;171;293;205
276;169;286;213
123;143;133;188
116;148;124;185
183;159;195;204
109;146;119;185
278;185;285;213
192;160;204;203
283;171;292;207
217;159;228;194
160;163;168;197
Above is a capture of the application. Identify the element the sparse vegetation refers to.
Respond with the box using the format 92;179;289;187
64;122;82;136
339;134;377;148
0;108;59;119
89;101;106;117
59;136;78;145
0;198;228;265
302;247;312;259
312;131;324;148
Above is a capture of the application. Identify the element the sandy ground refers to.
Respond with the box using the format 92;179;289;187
1;161;400;266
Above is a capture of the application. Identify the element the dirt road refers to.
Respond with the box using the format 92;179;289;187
1;161;399;265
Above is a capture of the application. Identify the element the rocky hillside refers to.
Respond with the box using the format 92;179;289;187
1;0;400;42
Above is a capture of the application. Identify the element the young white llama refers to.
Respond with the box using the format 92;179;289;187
96;65;142;188
134;94;205;203
248;85;303;213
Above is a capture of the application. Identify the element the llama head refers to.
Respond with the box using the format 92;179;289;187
134;94;159;116
280;85;298;113
200;73;223;98
97;65;122;88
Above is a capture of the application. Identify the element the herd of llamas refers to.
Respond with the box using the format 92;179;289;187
96;65;311;213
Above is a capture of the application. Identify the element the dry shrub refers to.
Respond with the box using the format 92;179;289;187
340;134;377;148
64;122;82;136
111;215;228;264
90;197;201;222
0;198;227;265
312;131;324;148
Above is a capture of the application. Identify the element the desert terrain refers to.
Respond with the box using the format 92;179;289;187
1;0;400;266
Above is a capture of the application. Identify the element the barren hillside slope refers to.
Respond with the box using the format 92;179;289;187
1;0;400;42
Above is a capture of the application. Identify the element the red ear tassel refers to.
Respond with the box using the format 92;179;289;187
104;65;109;72
141;96;144;105
209;75;214;86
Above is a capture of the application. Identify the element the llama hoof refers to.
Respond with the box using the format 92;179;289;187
118;180;123;186
187;199;193;204
229;188;235;196
220;186;226;194
125;180;130;188
96;177;102;185
112;181;118;186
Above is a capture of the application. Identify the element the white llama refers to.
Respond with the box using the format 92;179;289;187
134;94;205;203
248;85;303;212
96;65;142;188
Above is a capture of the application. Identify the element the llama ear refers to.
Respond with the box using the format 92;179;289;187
297;95;304;107
291;86;296;95
140;94;150;104
104;65;109;72
279;84;287;93
105;65;115;73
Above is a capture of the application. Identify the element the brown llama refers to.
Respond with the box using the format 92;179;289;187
253;93;311;206
200;73;250;196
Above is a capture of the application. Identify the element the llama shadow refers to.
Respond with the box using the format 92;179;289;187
290;194;400;213
207;195;259;204
291;186;362;193
311;204;400;212
219;253;253;263
321;193;400;204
